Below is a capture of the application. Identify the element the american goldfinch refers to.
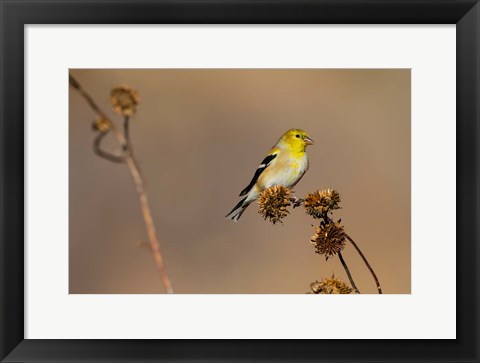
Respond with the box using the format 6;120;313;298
226;129;314;221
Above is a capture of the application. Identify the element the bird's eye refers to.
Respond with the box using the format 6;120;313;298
295;134;300;138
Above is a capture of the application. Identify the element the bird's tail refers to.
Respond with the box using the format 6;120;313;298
225;196;252;222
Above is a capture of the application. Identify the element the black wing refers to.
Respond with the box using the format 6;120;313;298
239;153;277;196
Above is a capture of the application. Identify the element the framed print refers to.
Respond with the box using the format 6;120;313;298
1;1;479;362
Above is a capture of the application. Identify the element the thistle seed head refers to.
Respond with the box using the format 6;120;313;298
304;188;341;218
258;185;292;225
110;85;140;116
92;117;110;132
310;221;346;260
309;276;352;294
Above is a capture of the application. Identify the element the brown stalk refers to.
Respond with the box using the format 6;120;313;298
93;132;126;163
292;193;382;294
345;233;382;294
69;74;174;294
325;216;382;294
338;252;360;294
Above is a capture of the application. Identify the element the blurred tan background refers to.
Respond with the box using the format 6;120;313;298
69;69;410;294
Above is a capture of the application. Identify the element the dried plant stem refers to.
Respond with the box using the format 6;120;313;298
93;132;126;163
125;155;174;294
345;234;382;294
322;215;382;294
291;192;382;294
338;252;360;294
70;74;174;294
123;116;132;151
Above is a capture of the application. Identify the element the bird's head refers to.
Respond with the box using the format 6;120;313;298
277;129;314;152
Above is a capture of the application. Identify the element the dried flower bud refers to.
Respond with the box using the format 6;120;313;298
310;220;346;260
92;117;110;132
309;276;352;294
258;185;292;224
110;85;140;116
304;188;341;218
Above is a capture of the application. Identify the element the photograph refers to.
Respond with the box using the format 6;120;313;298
69;69;411;294
3;0;478;360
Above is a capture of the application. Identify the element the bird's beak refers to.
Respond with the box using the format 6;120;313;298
304;136;315;145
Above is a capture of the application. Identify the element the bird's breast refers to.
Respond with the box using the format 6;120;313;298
259;152;308;189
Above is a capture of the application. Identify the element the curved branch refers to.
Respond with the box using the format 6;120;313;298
93;132;126;163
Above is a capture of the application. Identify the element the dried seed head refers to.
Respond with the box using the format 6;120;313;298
310;221;346;260
110;85;140;116
258;185;292;224
92;117;110;132
309;276;352;294
304;188;341;218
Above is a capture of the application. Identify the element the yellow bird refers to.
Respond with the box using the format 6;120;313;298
226;129;314;221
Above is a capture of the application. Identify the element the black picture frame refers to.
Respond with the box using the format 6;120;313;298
1;1;479;362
